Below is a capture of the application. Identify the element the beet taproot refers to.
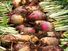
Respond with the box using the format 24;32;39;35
9;14;24;24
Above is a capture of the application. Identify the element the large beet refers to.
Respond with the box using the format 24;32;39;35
38;46;63;51
1;34;16;43
40;22;53;32
40;37;59;45
35;20;53;32
13;34;38;43
28;10;46;20
9;14;24;24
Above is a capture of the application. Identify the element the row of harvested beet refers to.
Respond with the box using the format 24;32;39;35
0;0;63;51
0;34;63;51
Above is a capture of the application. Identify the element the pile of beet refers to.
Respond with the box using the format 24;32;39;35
0;0;64;51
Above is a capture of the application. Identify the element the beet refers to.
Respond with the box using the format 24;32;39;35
40;22;53;32
28;10;46;20
1;34;16;43
35;20;53;32
38;46;63;51
9;14;24;24
1;34;16;48
8;6;28;16
14;34;31;42
16;26;35;33
16;25;25;32
35;20;54;32
14;34;38;43
13;42;30;51
14;6;28;14
40;37;59;45
23;27;36;33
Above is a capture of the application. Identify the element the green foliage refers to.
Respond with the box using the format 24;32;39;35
0;0;12;27
39;0;68;31
0;15;8;27
0;26;18;35
63;31;68;38
64;47;68;51
0;0;12;16
0;0;17;34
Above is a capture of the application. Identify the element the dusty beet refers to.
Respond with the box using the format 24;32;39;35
13;42;30;51
14;34;38;43
40;37;59;45
38;46;63;51
1;34;16;43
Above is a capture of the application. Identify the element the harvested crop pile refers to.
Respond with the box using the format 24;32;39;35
0;0;68;51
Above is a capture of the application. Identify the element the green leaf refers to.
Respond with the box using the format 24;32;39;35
49;10;68;18
0;26;18;35
0;15;8;27
64;47;68;51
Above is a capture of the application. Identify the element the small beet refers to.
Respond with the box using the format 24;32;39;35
16;25;35;33
16;25;25;32
23;27;36;33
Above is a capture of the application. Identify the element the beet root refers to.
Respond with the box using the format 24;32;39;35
38;46;63;51
40;37;59;45
13;42;30;51
28;10;46;21
9;14;24;24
